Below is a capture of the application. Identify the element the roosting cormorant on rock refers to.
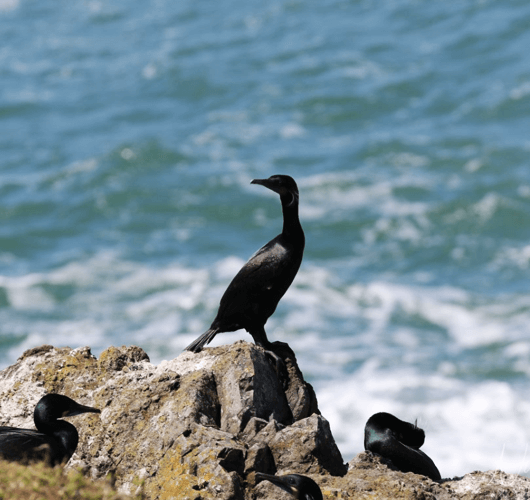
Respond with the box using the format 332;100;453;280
364;412;441;481
256;472;323;500
185;174;304;353
0;393;100;466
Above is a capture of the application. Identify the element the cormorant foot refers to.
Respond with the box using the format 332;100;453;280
261;348;288;388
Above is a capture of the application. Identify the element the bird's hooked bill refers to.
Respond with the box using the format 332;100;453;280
63;404;101;418
251;177;279;194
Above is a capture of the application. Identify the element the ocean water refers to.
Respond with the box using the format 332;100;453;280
2;0;530;479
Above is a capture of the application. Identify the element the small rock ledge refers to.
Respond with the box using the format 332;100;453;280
1;343;529;499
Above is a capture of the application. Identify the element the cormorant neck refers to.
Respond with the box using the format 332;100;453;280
52;421;79;460
280;193;303;240
37;419;79;463
35;413;78;447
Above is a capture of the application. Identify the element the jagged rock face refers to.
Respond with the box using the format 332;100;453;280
0;342;344;499
2;343;530;500
312;452;530;500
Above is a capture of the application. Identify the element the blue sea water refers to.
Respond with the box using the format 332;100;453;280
2;0;530;478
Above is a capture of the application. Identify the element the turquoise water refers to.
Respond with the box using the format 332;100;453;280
2;0;530;477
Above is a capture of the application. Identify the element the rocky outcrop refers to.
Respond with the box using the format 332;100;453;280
1;342;530;499
0;342;342;499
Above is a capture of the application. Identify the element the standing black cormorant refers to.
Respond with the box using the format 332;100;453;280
0;393;100;466
364;412;441;481
185;175;304;353
255;472;323;500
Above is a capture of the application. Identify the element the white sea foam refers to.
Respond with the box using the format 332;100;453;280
296;171;433;231
2;249;529;359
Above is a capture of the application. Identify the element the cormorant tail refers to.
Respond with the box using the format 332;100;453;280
185;328;219;353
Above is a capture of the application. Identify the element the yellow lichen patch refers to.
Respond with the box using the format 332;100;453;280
144;445;201;500
143;435;240;500
98;346;121;364
32;349;99;395
135;420;147;432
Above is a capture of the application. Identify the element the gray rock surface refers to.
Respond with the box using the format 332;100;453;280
1;342;529;499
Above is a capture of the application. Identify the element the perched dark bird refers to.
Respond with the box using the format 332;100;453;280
185;174;304;353
364;412;441;481
0;393;100;466
255;472;323;500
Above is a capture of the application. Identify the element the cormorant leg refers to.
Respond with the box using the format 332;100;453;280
249;325;287;384
249;325;273;349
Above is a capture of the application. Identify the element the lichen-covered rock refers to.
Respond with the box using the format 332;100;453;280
443;469;530;499
0;341;335;499
2;342;530;500
307;452;530;500
267;414;346;476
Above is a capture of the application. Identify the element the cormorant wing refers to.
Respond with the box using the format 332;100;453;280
216;236;298;321
0;427;54;462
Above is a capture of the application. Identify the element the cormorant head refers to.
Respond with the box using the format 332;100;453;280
255;472;323;500
397;418;425;449
364;412;425;450
34;394;101;424
251;175;299;207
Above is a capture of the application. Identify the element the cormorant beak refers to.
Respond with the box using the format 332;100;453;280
255;473;297;496
251;178;281;194
251;178;267;187
63;404;101;418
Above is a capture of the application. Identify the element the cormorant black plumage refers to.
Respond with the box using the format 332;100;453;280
255;472;323;500
0;393;100;466
364;412;441;481
185;174;304;353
